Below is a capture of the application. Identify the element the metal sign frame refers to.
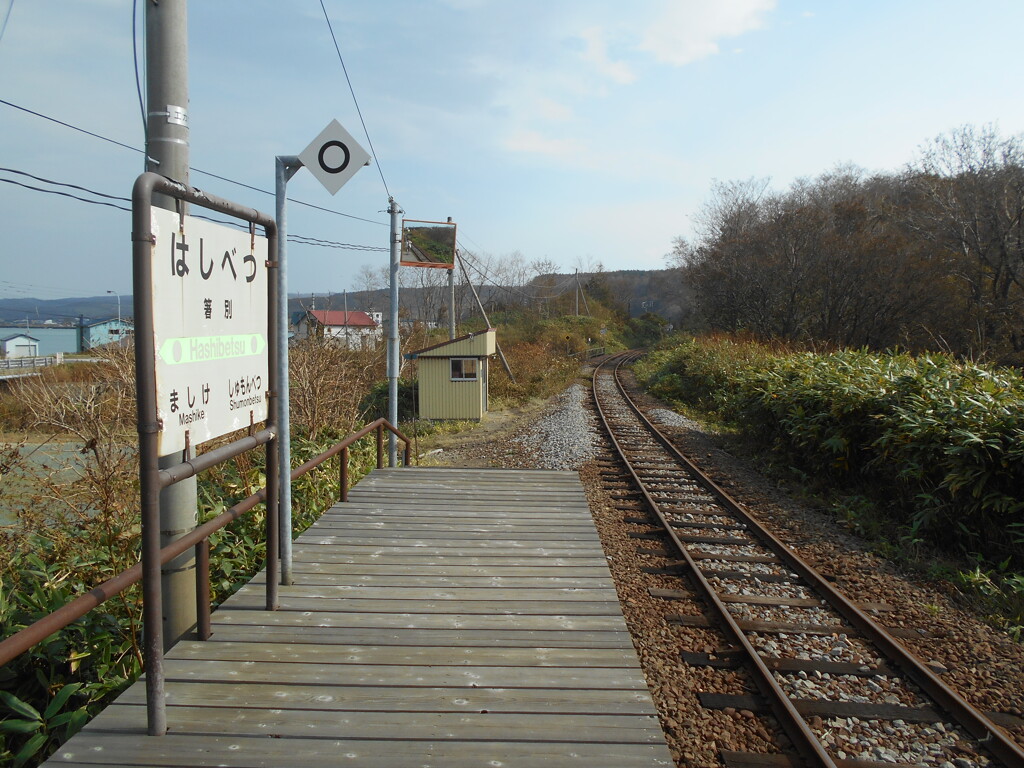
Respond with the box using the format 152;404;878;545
132;172;280;735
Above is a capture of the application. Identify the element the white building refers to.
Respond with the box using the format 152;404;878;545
1;333;40;358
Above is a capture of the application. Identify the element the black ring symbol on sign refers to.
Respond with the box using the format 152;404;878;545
318;140;351;174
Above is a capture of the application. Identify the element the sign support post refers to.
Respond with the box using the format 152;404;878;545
274;155;301;586
273;121;371;578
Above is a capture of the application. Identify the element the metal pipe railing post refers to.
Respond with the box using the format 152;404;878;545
196;540;211;641
265;436;280;610
133;173;167;737
376;425;384;469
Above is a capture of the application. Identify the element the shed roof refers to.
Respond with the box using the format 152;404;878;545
2;333;39;342
405;328;496;359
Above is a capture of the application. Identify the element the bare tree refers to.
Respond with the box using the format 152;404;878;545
911;125;1024;358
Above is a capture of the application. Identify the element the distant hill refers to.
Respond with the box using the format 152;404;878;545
0;295;123;325
0;268;692;329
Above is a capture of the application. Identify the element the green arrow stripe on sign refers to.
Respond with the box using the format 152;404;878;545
159;334;266;365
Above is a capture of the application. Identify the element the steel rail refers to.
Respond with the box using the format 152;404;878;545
594;352;1024;768
594;353;838;768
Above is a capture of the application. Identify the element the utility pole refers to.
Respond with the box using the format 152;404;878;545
387;198;401;466
146;0;197;650
343;289;351;348
575;268;579;315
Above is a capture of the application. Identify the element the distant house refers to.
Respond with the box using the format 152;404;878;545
1;333;40;358
294;310;382;350
405;329;496;421
81;318;134;350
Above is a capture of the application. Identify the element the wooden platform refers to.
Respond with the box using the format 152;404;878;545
47;467;672;767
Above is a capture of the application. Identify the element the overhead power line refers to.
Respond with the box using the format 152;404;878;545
318;0;391;199
0;166;387;253
0;0;16;46
0;177;132;213
0;98;387;227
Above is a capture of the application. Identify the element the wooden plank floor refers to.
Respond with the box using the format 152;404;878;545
46;467;673;767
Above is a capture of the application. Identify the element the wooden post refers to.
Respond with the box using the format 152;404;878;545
340;447;349;502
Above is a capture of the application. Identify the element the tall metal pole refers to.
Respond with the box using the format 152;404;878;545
448;266;456;340
387;198;401;466
145;0;197;652
107;290;121;326
275;156;301;586
343;289;351;348
447;217;456;340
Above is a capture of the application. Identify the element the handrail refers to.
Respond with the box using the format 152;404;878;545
0;419;412;672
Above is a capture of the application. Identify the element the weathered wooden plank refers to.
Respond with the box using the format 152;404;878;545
158;659;651;689
206;624;636;648
232;584;619;602
249;571;615;587
296;535;602;549
285;549;610;566
312;520;597;532
89;704;665;744
116;681;660;714
306;528;599;541
346;493;591;501
167;640;641;667
252;563;614;578
326;504;590;516
208;608;628;632
48;734;675;767
226;593;626;615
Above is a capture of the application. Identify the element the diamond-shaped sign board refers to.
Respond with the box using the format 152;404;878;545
299;119;371;195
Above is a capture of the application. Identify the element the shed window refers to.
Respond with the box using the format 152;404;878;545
450;358;478;381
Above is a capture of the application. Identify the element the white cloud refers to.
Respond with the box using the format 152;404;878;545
503;129;585;158
638;0;776;66
535;97;574;122
579;26;636;85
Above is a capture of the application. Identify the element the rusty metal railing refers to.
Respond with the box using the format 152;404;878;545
293;418;412;503
0;418;411;733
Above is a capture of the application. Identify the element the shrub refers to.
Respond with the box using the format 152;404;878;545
635;337;1024;567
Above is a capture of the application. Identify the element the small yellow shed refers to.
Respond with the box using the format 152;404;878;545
406;329;496;420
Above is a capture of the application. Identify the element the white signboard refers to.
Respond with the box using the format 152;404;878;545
298;119;371;195
150;207;269;454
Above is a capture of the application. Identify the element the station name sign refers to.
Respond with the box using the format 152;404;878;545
150;208;269;453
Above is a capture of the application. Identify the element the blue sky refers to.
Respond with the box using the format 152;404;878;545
3;0;1024;304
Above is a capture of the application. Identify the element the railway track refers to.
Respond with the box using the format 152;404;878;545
591;352;1024;768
